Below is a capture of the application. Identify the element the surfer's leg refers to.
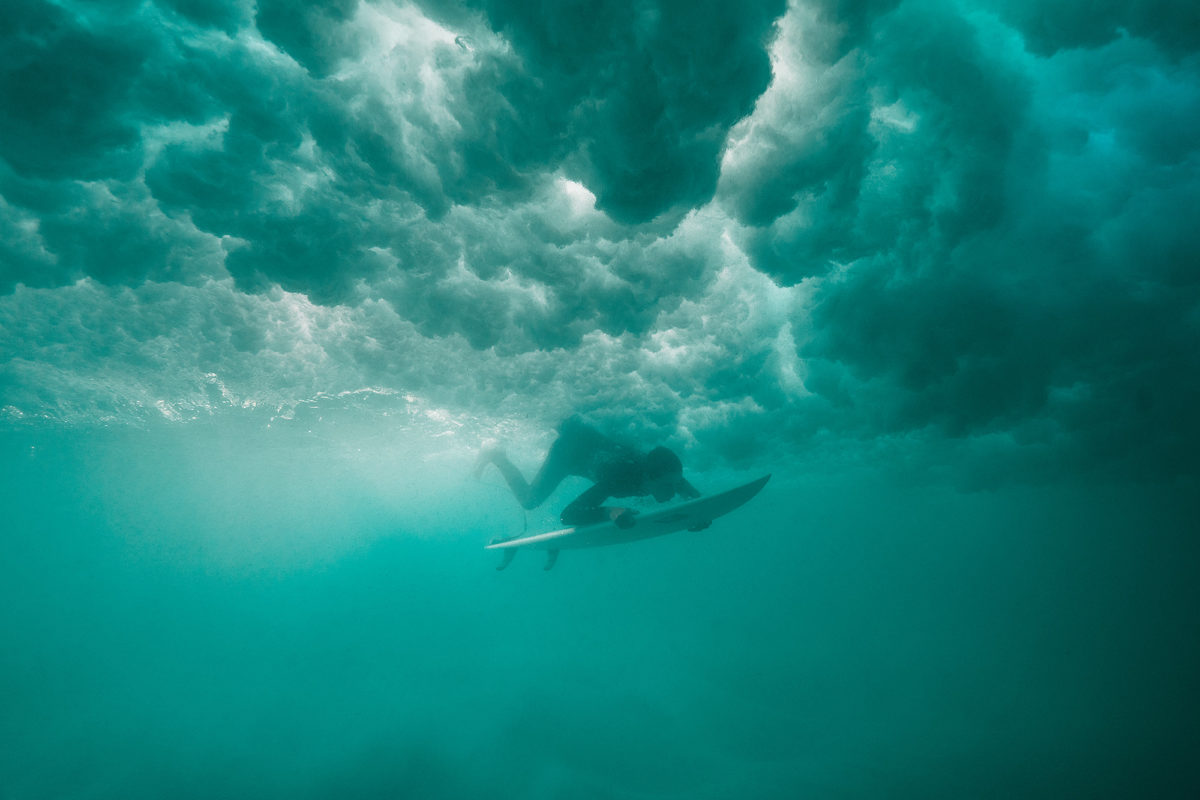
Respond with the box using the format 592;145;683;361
487;452;535;508
488;448;568;510
481;426;581;509
527;423;598;506
523;447;570;509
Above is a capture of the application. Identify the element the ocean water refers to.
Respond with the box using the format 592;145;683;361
3;0;1200;796
2;412;1197;798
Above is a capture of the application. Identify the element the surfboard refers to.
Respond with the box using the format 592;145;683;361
487;474;770;570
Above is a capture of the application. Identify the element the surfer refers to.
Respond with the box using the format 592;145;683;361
474;416;700;527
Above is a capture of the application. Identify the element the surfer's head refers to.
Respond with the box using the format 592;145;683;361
644;447;686;502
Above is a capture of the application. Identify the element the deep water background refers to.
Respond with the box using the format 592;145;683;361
3;419;1197;799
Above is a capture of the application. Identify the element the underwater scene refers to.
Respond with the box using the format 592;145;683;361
2;0;1198;797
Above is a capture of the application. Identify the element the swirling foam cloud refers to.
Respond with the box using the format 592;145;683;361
1;0;1197;485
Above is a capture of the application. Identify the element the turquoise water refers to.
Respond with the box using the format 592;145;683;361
3;0;1200;796
3;418;1197;797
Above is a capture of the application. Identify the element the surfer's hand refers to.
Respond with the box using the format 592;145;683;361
612;508;637;529
688;520;711;532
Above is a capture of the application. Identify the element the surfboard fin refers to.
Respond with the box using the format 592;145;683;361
496;549;516;571
544;549;559;571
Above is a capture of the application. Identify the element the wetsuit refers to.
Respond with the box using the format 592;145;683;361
524;418;651;525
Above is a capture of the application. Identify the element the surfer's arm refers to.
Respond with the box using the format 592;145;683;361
561;484;634;526
560;484;608;525
677;478;700;499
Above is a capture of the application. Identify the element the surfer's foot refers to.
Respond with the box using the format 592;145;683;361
472;439;504;478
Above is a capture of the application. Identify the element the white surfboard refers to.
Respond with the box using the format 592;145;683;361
486;474;770;569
